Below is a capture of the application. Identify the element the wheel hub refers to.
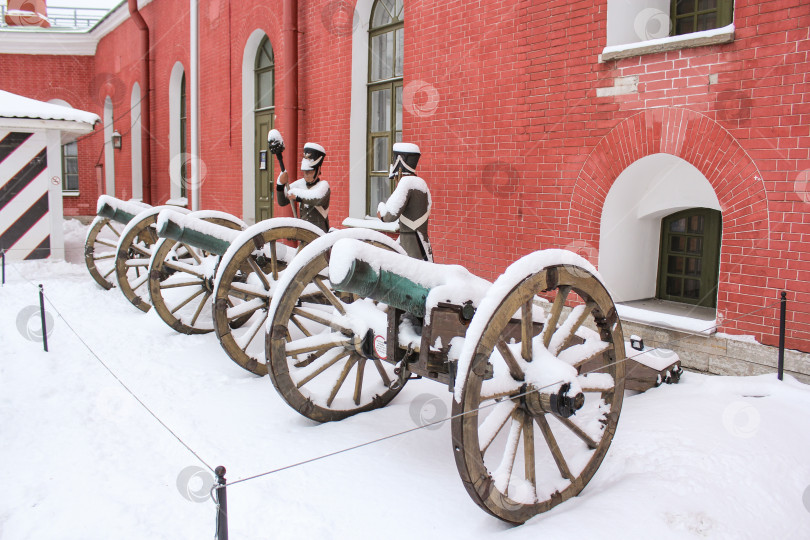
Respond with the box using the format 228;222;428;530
522;382;584;419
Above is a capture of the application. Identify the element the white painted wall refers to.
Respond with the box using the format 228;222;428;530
241;29;268;224
606;0;671;46
348;0;374;218
130;82;143;200
103;96;114;195
599;153;721;302
45;130;65;260
168;61;185;202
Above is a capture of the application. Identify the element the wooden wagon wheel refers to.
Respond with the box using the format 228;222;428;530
84;216;122;290
148;213;245;335
212;220;324;376
266;228;407;422
114;206;189;312
452;257;625;524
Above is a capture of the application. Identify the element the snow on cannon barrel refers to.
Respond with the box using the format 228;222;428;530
85;196;152;290
156;209;243;256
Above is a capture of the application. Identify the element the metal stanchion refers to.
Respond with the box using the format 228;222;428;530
215;466;228;540
39;284;48;352
778;291;786;380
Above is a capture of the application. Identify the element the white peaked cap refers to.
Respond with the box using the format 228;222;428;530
304;142;326;154
393;142;420;154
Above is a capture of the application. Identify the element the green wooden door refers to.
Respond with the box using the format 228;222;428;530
254;110;274;221
656;208;722;308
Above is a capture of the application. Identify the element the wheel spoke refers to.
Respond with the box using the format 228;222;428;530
189;291;212;326
181;243;202;264
236;312;268;352
353;358;366;405
494;413;523;495
161;280;203;289
269;241;279;281
247;256;271;290
372;358;392;386
126;259;150;267
291;306;351;334
170;288;205;314
164;260;206;279
521;299;533;361
522;412;536;492
549;301;596;356
290;315;312;338
326;354;359;407
542;285;571;348
293;346;330;368
130;243;151;257
228;282;271;300
130;272;149;291
296;349;350;388
286;333;351;356
496;340;525;381
555;416;598;450
480;400;517;455
314;276;346;315
102;266;116;278
93;253;116;260
226;298;265;320
534;414;574;481
104;221;121;237
95;239;118;248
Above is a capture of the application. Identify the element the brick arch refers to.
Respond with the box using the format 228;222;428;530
569;107;770;245
569;107;775;341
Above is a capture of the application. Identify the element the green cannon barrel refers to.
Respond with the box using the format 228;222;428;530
331;258;431;317
156;213;237;256
97;199;146;225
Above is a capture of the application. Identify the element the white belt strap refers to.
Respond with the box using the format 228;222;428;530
314;205;329;219
399;210;429;230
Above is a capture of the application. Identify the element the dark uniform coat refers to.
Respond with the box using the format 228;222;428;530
277;177;330;232
378;175;433;261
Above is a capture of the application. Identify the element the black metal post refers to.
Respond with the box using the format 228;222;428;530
39;284;48;352
778;291;786;381
1;249;5;285
215;466;228;540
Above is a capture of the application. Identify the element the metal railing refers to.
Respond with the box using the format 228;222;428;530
0;5;110;29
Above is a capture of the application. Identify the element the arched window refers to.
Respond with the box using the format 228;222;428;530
253;36;276;221
656;208;722;308
179;73;188;199
367;0;403;215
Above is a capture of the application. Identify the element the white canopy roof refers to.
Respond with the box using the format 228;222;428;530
0;90;99;125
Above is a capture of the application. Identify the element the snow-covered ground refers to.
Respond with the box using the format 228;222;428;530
1;219;809;539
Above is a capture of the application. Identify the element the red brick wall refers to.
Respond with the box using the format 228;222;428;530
2;0;808;352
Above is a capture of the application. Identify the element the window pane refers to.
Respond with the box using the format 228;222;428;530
687;237;703;254
683;279;701;299
394;28;404;77
372;0;395;27
666;277;682;296
698;0;717;10
676;18;695;34
668;256;684;274
257;70;273;109
688;215;704;233
676;0;696;15
670;218;686;233
257;41;274;69
686;257;702;276
66;174;79;191
370;89;391;132
395;86;402;131
372;137;389;172
670;236;685;252
371;32;394;81
370;176;391;212
65;142;77;156
697;13;717;31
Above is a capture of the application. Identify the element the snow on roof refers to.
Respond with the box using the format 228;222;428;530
0;90;100;125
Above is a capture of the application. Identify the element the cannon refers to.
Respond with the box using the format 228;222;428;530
84;196;150;290
149;209;324;375
266;230;681;523
85;196;194;312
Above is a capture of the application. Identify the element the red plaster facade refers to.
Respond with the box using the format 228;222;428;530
1;0;808;353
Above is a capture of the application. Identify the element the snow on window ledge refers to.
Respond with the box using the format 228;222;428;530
617;303;718;336
62;191;80;197
164;197;188;207
600;24;734;62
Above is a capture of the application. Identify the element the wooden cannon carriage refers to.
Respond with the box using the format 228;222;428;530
266;229;682;523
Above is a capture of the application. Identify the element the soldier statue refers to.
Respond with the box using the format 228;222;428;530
276;142;330;232
377;143;433;261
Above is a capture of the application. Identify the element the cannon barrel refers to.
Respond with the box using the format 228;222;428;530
156;210;242;256
331;258;431;317
96;195;150;225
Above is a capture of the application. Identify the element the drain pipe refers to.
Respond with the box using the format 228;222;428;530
282;0;299;214
128;0;152;205
190;0;200;210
